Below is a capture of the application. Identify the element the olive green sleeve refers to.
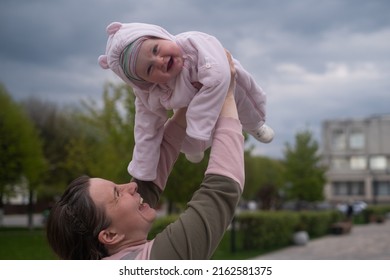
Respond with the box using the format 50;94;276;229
150;174;241;259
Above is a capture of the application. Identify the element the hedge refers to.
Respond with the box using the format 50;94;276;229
146;206;390;255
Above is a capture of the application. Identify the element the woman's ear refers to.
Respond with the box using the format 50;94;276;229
98;228;125;245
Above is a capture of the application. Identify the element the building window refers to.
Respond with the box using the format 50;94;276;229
350;182;363;195
350;156;366;170
333;182;348;195
370;156;387;170
376;181;390;196
333;181;365;196
331;158;349;170
332;129;346;151
349;131;364;149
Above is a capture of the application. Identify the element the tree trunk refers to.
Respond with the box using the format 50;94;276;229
0;192;4;227
167;200;174;215
27;188;34;230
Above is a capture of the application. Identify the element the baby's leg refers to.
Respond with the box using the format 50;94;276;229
234;59;274;143
233;63;266;131
181;135;212;163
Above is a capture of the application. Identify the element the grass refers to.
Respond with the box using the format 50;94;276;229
0;227;57;260
211;230;271;260
0;227;267;260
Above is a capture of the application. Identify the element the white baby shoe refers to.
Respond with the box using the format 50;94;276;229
185;152;204;163
249;124;274;143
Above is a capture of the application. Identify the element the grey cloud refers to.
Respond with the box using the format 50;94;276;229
1;0;390;158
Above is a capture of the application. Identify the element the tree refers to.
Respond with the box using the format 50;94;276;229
244;152;286;210
64;82;136;182
0;85;46;227
21;97;79;196
283;129;327;209
165;152;209;213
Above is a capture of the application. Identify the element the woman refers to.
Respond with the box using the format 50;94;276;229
46;52;244;259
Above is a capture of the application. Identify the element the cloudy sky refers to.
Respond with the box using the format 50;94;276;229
1;0;389;159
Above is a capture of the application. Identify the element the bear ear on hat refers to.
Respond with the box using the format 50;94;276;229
98;55;109;69
106;22;122;35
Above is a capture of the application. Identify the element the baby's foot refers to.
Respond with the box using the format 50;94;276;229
185;152;204;163
249;124;274;143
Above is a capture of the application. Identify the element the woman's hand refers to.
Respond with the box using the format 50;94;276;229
226;50;236;96
171;107;187;129
220;50;238;119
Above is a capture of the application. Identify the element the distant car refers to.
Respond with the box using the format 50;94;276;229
336;201;367;215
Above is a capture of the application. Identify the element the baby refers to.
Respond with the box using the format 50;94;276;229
98;22;274;181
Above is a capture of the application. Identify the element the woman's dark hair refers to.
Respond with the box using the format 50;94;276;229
46;175;111;259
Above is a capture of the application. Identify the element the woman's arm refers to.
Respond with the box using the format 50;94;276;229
150;52;245;259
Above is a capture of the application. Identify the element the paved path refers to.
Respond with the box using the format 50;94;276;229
1;214;43;227
252;220;390;260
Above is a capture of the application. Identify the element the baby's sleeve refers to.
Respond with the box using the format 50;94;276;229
128;97;167;181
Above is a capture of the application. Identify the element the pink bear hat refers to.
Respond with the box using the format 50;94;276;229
98;22;176;89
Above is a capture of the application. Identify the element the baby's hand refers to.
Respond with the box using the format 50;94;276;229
172;107;187;129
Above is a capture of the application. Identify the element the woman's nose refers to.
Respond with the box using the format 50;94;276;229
130;183;138;194
121;183;137;194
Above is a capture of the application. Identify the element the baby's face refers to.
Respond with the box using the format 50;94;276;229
135;38;184;84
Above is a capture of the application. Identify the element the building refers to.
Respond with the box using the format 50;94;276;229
321;114;390;205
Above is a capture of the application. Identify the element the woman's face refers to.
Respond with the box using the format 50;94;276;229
135;38;184;84
89;178;156;241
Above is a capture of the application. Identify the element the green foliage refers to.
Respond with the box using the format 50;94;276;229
21;97;78;195
63;83;136;184
211;229;263;260
244;154;285;199
148;215;179;239
238;211;299;250
283;129;327;207
244;153;286;209
297;211;340;238
362;205;390;223
0;85;46;202
20;83;137;197
237;210;341;251
164;152;209;211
